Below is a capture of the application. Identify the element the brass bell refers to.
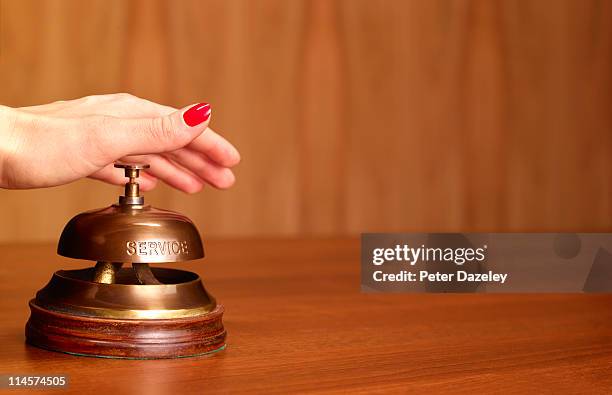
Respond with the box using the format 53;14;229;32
25;164;226;359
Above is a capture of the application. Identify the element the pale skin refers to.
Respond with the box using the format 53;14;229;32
0;93;240;192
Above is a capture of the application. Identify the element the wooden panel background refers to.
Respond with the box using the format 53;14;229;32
0;0;611;241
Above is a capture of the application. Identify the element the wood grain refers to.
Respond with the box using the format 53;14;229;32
0;0;611;241
1;240;612;393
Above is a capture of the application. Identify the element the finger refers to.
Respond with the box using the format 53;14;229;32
87;102;212;165
187;127;241;167
142;155;205;194
165;148;236;189
138;171;159;192
88;163;159;191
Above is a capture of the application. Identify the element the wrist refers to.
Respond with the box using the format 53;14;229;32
0;105;20;188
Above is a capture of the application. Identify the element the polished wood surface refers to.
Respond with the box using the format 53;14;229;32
1;239;611;393
1;0;612;241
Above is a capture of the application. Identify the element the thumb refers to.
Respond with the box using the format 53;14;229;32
94;102;211;160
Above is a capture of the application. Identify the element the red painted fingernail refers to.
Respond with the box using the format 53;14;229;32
183;103;211;126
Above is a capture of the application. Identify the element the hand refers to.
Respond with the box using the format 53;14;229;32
0;93;240;192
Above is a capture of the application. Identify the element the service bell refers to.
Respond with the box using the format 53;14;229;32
25;164;226;359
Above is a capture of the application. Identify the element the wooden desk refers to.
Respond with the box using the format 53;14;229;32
1;239;611;393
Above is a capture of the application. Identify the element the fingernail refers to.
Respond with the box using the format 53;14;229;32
183;103;211;127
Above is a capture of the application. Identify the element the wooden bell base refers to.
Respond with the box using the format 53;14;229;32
26;301;226;359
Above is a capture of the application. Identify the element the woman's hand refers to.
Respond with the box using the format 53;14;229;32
0;93;240;192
